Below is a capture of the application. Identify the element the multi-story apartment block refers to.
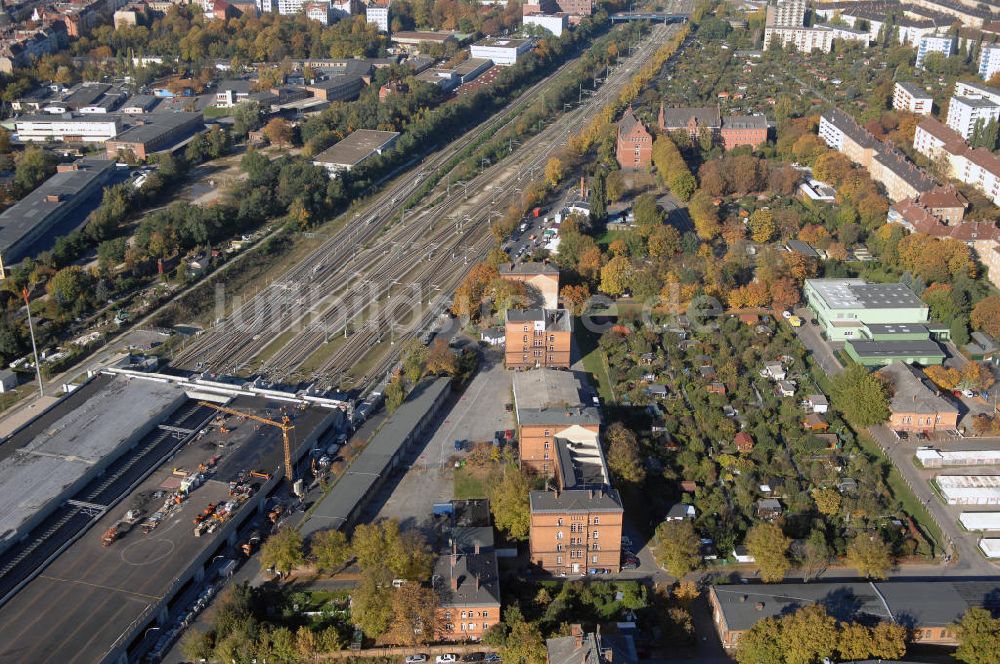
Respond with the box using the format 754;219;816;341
915;35;956;68
658;105;768;150
946;95;1000;139
498;261;559;309
434;500;501;642
893;81;933;115
980;44;1000;81
768;0;806;27
819;108;937;201
528;441;623;574
366;1;389;31
954;80;1000;105
763;25;835;52
615;107;653;171
914;116;1000;208
512;368;600;476
504;309;572;369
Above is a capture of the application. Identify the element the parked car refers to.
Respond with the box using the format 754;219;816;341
622;558;639;570
782;310;792;319
436;655;458;664
962;389;976;398
621;536;633;548
484;655;502;663
461;654;486;662
406;655;428;664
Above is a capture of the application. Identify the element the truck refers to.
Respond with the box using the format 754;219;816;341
218;558;237;579
241;531;262;556
532;207;543;218
268;503;285;524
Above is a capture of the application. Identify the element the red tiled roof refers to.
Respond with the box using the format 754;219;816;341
917;116;968;154
916;184;968;210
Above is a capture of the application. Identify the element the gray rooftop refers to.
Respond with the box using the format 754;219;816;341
218;79;253;93
556;436;609;489
0;374;185;543
454;57;492;74
878;361;958;415
547;630;637;664
313;129;401;167
864;323;929;335
952;95;1000;109
498;261;558;276
722;115;767;130
0;158;114;261
786;239;819;257
806;279;925;310
896;81;932;98
505;308;572;331
848;339;945;358
529;487;623;513
301;378;450;535
62;83;111;109
122;94;159;111
512;368;583;411
436;499;500;608
111;112;203;145
660;105;721;129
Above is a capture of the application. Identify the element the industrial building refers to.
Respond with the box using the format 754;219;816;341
0;157;114;267
0;360;349;664
311;129;400;176
917;446;1000;467
470;37;534;66
524;12;569;36
104;112;205;160
15;113;122;143
709;581;997;649
936;475;1000;505
959;512;1000;531
805;278;931;340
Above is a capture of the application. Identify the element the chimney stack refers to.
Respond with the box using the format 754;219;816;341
474;541;480;555
451;573;459;590
571;624;584;648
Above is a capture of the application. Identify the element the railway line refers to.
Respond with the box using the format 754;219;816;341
174;23;679;392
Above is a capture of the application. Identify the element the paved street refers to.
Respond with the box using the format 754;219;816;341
869;424;1000;576
792;307;843;376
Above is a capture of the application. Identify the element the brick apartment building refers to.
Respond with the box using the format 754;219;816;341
878;361;959;433
434;499;501;641
657;104;768;150
512;368;600;475
498;261;560;309
615;107;653;170
505;309;572;369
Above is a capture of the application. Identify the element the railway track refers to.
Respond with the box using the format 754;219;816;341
175;23;679;392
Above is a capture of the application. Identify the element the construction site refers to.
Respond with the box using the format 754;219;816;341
0;356;346;664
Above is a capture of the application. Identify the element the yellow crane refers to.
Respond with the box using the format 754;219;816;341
198;401;296;482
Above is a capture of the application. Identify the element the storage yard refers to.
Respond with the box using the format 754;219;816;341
0;368;343;664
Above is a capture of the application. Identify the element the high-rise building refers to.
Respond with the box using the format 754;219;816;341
980;45;1000;81
916;35;956;68
366;1;389;31
768;0;806;27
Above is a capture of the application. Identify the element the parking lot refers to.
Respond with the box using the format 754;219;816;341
368;348;514;535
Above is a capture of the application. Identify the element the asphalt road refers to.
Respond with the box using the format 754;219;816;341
792;307;844;376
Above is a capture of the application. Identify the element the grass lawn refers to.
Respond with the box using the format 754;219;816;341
203;105;231;119
453;463;490;499
594;229;630;250
576;319;616;403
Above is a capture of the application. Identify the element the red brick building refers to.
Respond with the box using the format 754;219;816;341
616;107;653;171
720;116;768;150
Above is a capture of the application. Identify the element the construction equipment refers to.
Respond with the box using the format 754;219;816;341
241;531;262;556
198;401;296;482
101;526;119;546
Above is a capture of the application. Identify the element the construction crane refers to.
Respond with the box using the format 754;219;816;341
198;401;296;482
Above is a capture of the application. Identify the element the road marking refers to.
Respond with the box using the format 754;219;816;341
38;574;162;600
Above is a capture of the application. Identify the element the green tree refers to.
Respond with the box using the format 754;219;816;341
179;629;214;662
233;100;264;136
260;527;305;575
735;616;783;664
745;523;791;583
351;568;394;638
401;338;427;384
632;193;663;237
955;607;1000;664
483;606;546;664
311;529;351;573
653;519;701;578
605;422;645;483
47;266;88;313
487;466;530;540
779;604;838;664
13;146;55;196
589;170;607;224
385;372;406;412
832;364;891;427
846;533;892;580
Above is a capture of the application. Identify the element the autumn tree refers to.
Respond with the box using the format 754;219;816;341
452;263;500;321
648;225;681;257
749;209;775;243
780;604;838;664
351;569;394;638
769;277;800;311
735;616;783;664
973;295;1000;338
263;117;293;146
633;193;663;237
483;606;546;664
425;338;458;376
798;529;830;582
386;583;441;645
846;533;892;580
745;523;791;583
924;365;961;390
544;157;564;188
653;518;701;578
689;191;720;241
260;527;305;575
605;422;645;483
961;361;995;392
811;488;841;516
560;283;590;315
955;607;1000;664
600;256;634;296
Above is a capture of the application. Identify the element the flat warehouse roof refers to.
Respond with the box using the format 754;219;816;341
313;129;400;167
807;279;925;309
0;374;185;542
959;512;1000;530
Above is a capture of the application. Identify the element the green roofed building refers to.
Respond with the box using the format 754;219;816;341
804;278;949;367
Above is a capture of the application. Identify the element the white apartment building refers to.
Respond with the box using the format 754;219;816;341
955;80;1000;105
946;95;1000;139
15;114;121;143
366;2;389;31
523;13;568;37
913;118;1000;207
893;81;933;115
916;35;956;68
763;26;834;53
980;45;1000;81
817;112;844;150
768;0;806;27
470;37;533;65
